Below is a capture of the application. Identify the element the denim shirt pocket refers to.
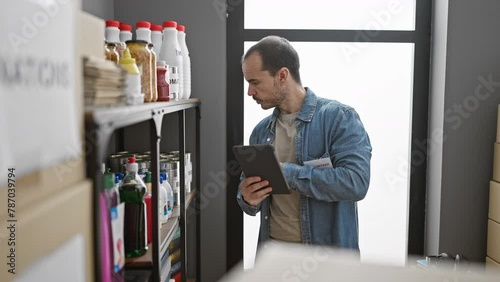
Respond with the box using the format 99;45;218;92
306;150;331;162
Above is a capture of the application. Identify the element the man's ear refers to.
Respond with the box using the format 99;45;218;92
277;67;289;84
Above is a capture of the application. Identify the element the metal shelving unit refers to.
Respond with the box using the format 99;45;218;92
85;99;201;282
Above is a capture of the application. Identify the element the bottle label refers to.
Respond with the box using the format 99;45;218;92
168;66;179;99
111;203;125;273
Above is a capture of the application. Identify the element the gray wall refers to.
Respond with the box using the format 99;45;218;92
113;1;227;282
82;0;114;20
426;0;500;261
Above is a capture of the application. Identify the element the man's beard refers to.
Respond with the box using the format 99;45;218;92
262;81;286;109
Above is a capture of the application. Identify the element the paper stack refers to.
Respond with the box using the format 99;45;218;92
83;56;126;106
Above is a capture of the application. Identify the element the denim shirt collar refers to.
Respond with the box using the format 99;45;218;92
266;87;318;131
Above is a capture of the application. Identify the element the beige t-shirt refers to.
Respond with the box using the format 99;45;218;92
270;112;301;243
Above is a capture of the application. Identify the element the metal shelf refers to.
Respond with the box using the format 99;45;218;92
85;99;201;282
85;99;200;129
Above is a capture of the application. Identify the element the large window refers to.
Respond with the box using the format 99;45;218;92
227;0;431;271
245;0;416;30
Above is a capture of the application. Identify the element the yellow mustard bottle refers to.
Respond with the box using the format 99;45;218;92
119;48;142;104
126;40;153;102
120;48;140;74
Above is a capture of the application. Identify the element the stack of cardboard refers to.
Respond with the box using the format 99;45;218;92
84;56;126;106
488;105;500;271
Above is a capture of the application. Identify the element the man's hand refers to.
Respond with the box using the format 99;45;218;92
240;176;272;206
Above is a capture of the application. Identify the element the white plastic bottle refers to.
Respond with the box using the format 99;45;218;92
119;22;133;43
159;175;169;224
105;20;125;58
151;24;163;58
162;172;174;218
105;20;120;43
177;24;191;99
159;21;183;99
135;21;151;43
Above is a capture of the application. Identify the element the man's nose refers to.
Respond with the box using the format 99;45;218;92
247;85;256;96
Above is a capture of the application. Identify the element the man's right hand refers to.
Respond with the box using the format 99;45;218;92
240;176;272;206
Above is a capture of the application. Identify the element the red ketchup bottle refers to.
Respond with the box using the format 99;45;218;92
156;61;170;102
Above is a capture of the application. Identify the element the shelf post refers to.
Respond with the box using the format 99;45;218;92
178;110;187;282
195;105;201;282
151;113;163;282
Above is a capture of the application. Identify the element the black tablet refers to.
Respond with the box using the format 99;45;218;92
232;144;291;194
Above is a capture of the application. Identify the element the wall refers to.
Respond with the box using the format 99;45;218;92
82;0;114;20
113;1;227;281
426;0;500;261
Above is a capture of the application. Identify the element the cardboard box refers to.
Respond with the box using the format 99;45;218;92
0;180;93;282
76;10;105;140
78;11;105;59
0;1;82;186
497;105;500;143
491;181;500;223
493;143;500;182
486;256;500;270
0;158;86;210
487;219;500;263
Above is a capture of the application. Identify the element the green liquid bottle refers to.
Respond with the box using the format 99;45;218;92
119;157;148;257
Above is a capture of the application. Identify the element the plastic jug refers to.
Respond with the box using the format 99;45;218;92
159;21;183;99
119;23;132;43
177;24;191;99
151;24;163;57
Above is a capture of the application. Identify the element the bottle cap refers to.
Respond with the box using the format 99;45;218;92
157;61;166;68
106;20;120;28
163;21;177;28
119;23;132;31
151;24;163;32
126;157;138;172
104;171;115;190
125;39;149;45
136;21;151;29
177;25;185;32
119;48;136;65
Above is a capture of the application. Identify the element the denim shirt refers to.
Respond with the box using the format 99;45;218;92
237;88;372;250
